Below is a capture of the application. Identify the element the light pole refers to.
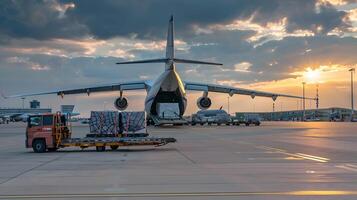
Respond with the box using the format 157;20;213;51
349;68;355;121
272;102;275;121
315;84;319;119
302;82;306;121
316;84;319;109
227;96;230;114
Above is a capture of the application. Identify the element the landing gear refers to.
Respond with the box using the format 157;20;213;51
110;145;119;150
96;146;106;152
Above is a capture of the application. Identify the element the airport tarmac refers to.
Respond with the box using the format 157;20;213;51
0;122;357;199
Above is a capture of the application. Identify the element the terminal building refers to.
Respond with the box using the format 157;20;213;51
0;100;51;117
236;107;356;121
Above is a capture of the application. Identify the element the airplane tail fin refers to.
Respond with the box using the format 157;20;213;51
116;15;222;67
166;15;174;59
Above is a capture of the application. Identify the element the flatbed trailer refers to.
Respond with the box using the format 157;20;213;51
26;112;176;153
60;137;176;150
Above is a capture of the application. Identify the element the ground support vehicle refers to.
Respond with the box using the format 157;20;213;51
190;110;261;126
26;113;176;153
233;113;261;126
191;110;232;126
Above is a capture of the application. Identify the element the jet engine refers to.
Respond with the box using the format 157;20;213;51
197;97;212;110
114;97;128;110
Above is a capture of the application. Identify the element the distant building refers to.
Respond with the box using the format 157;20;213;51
61;105;75;113
0;108;51;115
236;107;356;122
30;100;40;109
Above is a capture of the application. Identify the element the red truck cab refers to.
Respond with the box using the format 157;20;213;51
26;113;70;153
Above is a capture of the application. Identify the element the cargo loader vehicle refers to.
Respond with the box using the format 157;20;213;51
26;112;176;153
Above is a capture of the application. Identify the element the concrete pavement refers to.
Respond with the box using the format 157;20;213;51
0;122;357;199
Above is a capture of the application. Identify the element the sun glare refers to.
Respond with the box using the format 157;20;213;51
304;68;321;83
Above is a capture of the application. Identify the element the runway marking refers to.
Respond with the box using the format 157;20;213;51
336;164;357;172
174;148;196;164
295;153;329;162
256;145;329;163
0;190;357;199
0;153;67;185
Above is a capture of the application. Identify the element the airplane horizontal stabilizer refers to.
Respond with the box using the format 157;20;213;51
116;58;167;65
173;58;222;66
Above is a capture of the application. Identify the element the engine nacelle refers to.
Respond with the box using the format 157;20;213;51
197;97;212;110
114;97;128;110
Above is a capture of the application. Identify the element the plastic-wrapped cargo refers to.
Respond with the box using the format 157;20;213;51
89;111;121;134
90;111;146;135
121;111;146;133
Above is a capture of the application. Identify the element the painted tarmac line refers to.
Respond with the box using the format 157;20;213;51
295;153;329;161
336;164;357;172
346;164;357;168
255;145;329;163
1;191;357;199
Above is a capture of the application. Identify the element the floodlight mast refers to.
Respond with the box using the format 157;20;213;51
349;68;355;121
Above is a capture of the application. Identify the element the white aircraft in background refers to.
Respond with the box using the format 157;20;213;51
3;16;315;123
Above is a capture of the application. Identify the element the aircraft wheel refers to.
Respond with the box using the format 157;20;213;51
110;145;119;150
96;146;106;152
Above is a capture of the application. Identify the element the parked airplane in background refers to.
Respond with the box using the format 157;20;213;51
3;16;315;124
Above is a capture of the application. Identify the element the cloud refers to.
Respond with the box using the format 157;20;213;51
234;62;252;72
0;0;87;39
6;56;50;71
0;0;354;41
206;17;315;46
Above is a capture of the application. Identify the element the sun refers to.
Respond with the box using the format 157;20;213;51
304;68;321;83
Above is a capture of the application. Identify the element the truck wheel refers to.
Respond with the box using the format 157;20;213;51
96;146;106;152
32;139;46;153
110;145;119;150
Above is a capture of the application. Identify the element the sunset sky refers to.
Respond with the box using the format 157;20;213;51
0;0;356;116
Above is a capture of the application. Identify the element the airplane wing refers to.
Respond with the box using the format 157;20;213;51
184;82;316;101
2;81;148;98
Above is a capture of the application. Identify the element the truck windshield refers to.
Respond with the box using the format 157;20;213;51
29;116;41;127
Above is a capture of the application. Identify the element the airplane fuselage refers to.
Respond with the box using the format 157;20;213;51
144;64;187;117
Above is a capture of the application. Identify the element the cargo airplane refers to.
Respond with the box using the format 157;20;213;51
3;16;315;122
